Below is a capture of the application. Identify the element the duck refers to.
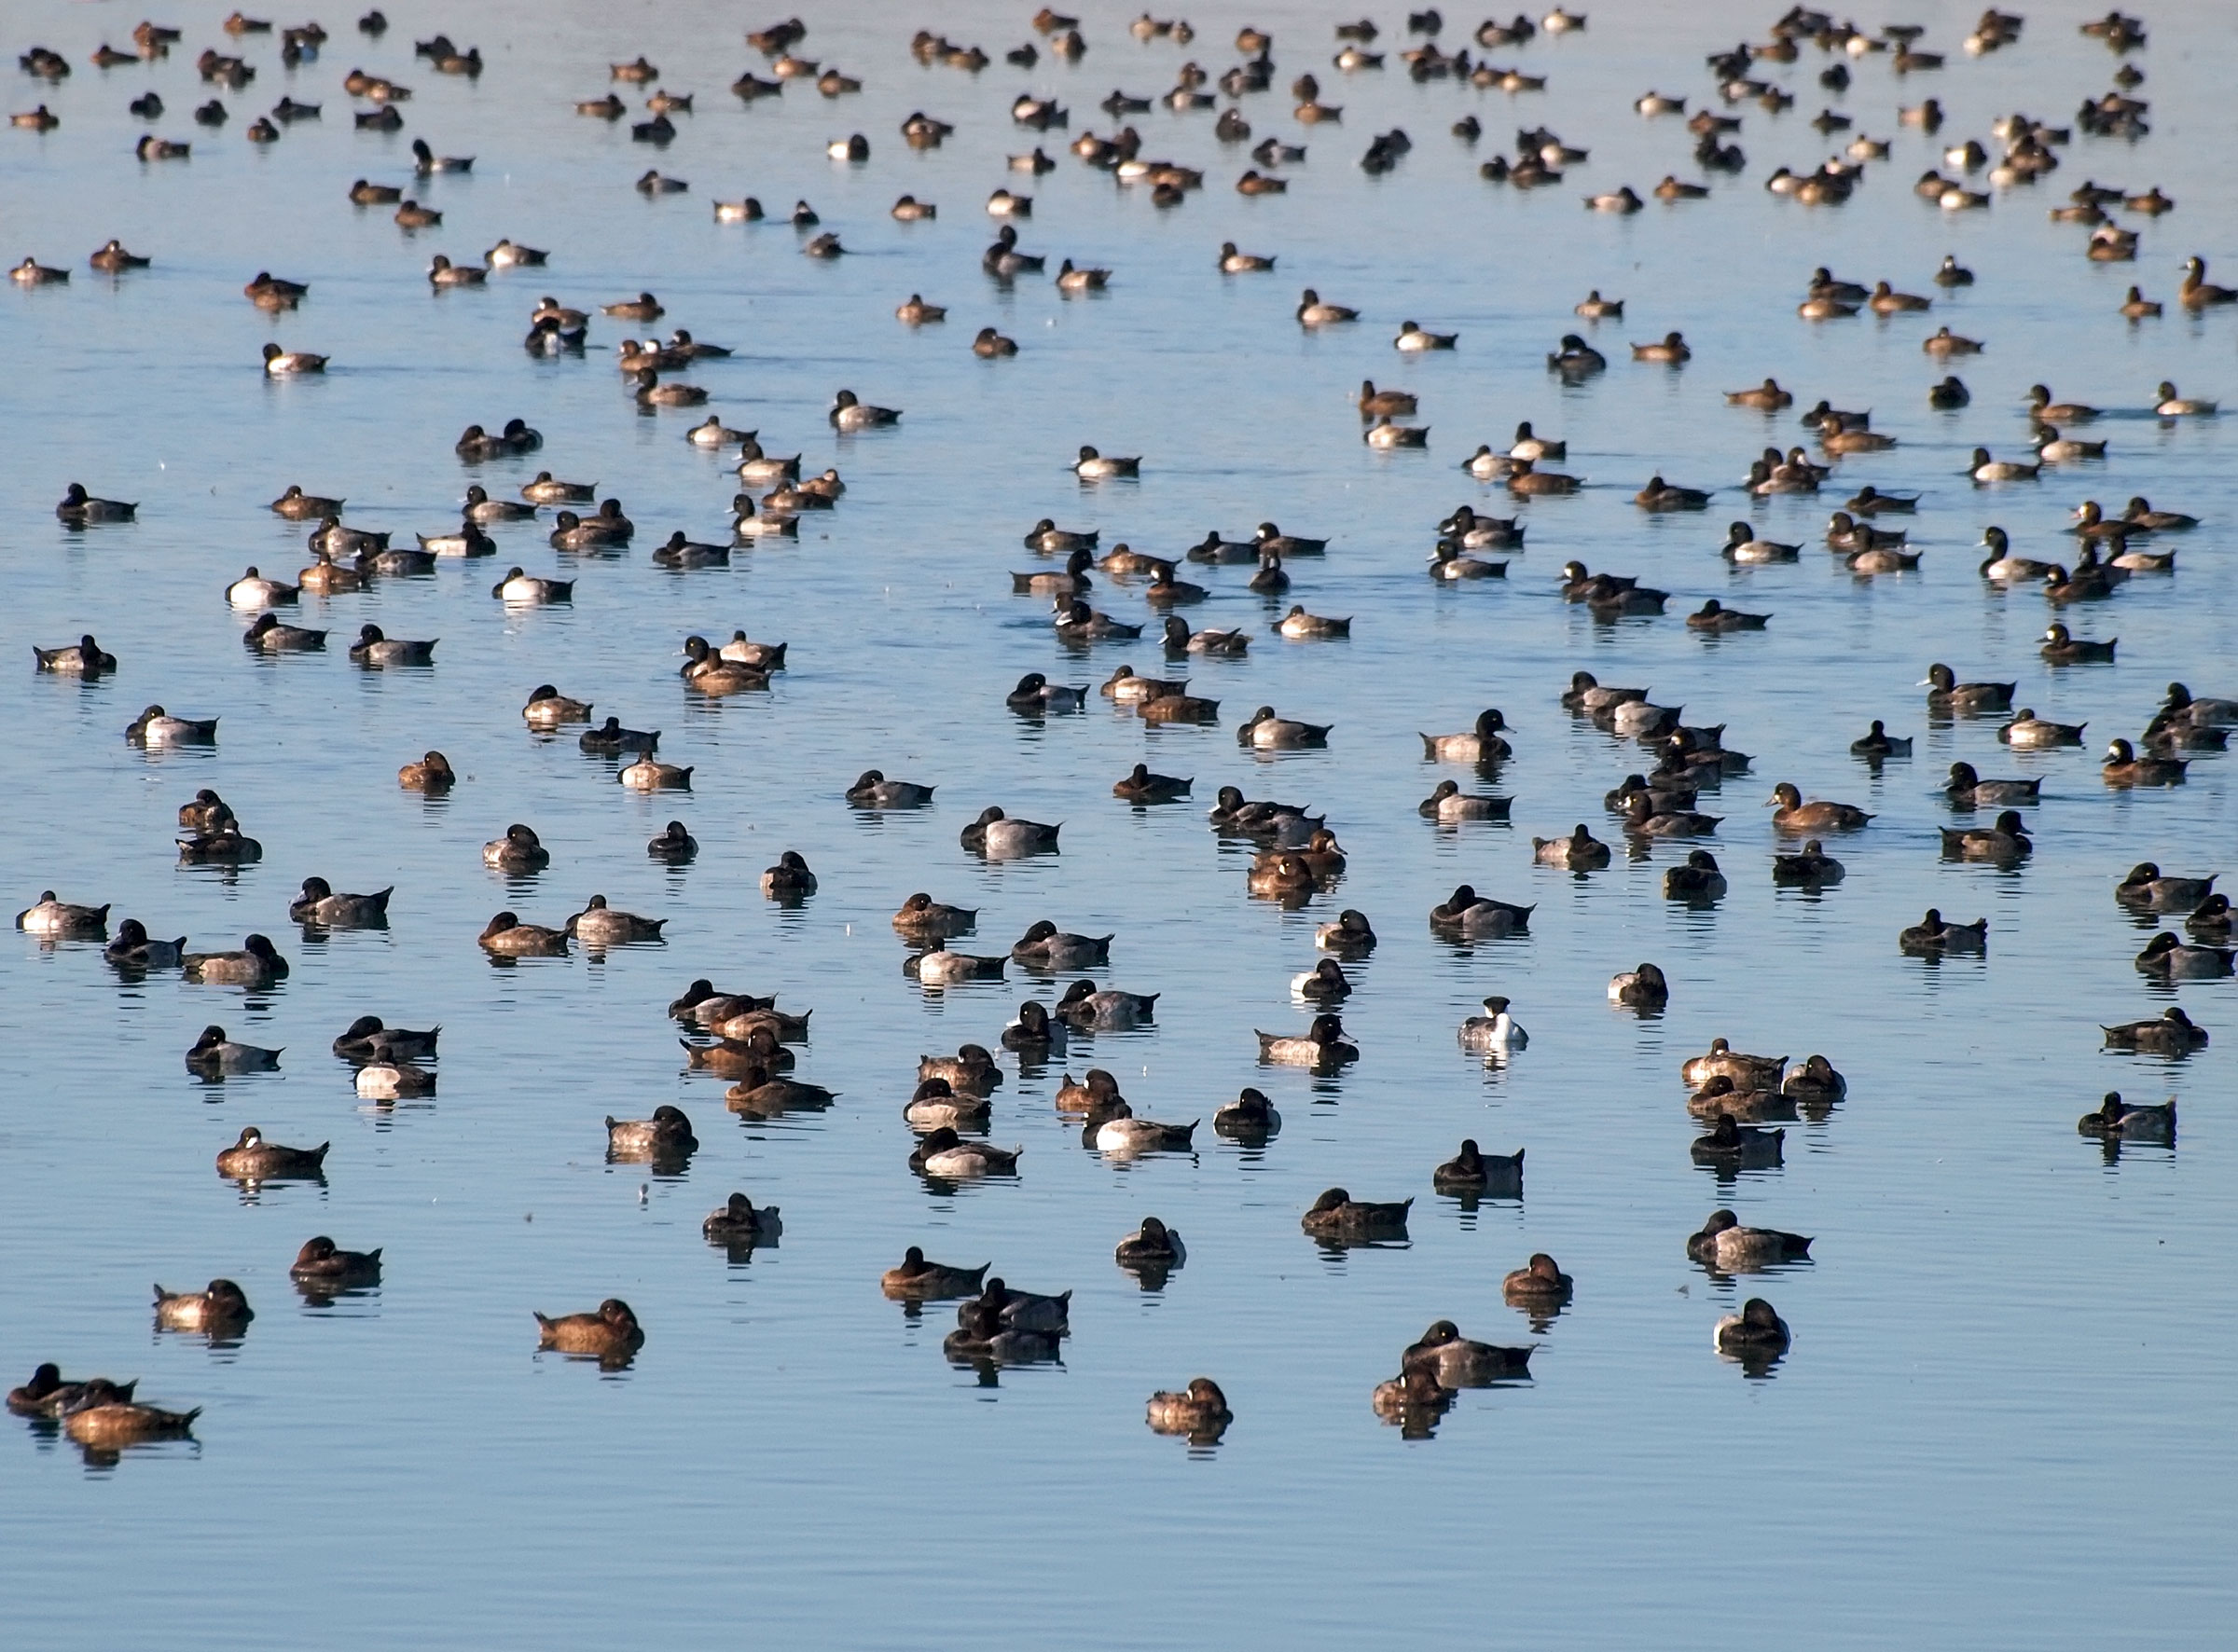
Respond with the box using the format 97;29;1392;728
2103;1007;2209;1054
477;912;568;956
215;1126;327;1178
179;932;288;984
1315;910;1377;955
345;625;435;668
1219;241;1275;272
1900;908;1990;954
1637;475;1713;512
1236;706;1333;749
2178;257;2236;309
123;706;220;748
1688;599;1770;632
1767;782;1872;833
1011;921;1113;971
521;472;596;504
1608;962;1669;1009
105;919;186;970
523;686;593;727
579;718;660;756
398;751;454;792
1502;1254;1573;1311
2152;380;2217;418
290;877;392;926
881;1247;990;1300
1094;1103;1200;1154
1664;849;1729;898
1006;672;1088;711
909;1127;1021;1177
1720;522;1801;564
618;755;693;791
1940;806;2033;861
184;1025;283;1073
332;1016;439;1064
960;806;1061;857
1978;528;2053;583
1395;320;1458;351
1302;1188;1411;1240
1055;979;1159;1029
1402;1320;1532;1384
568;896;665;946
723;1064;836;1114
605;1106;698;1160
1255;1013;1357;1067
1924;664;2015;714
1937;763;2035;813
1849;721;1912;759
2103;739;2187;788
1690;1115;1784;1168
2136;931;2233;978
919;1044;1002;1095
2076;1093;2177;1144
1771;840;1844;887
7;1367;141;1420
33;633;117;675
1713;1299;1790;1360
533;1300;643;1362
848;770;935;809
1420;780;1511;822
2037;624;2117;666
1430;885;1533;937
760;852;817;900
1999;709;2086;748
1073;446;1140;479
2117;864;2217;911
1295;288;1359;327
1145;1377;1227;1438
1211;1087;1282;1140
1534;824;1612;869
1419;709;1511;762
153;1279;256;1334
288;1236;383;1292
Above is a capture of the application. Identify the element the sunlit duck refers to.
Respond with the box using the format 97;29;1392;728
104;918;185;970
490;567;572;604
1685;599;1768;633
1978;528;2052;583
1073;446;1140;478
2103;1006;2209;1055
692;1191;781;1247
605;1107;698;1162
1714;1299;1790;1360
1764;783;1870;833
1364;417;1430;448
397;751;453;792
909;1127;1021;1177
2124;499;2199;532
616;755;692;791
752;851;814;902
1999;709;2085;748
1721;522;1800;563
903;1079;988;1131
2077;1093;2176;1143
1053;599;1141;639
458;833;541;888
1430;885;1533;937
1546;334;1606;375
1502;1254;1572;1312
2178;256;2236;309
2034;425;2108;464
1419;780;1510;822
2103;739;2187;789
1527;823;1606;869
478;912;567;955
961;806;1062;857
567;896;665;945
1293;288;1360;327
1447;990;1527;1053
154;1279;255;1333
215;1125;327;1178
2152;380;2217;418
1095;1103;1199;1153
1402;1319;1530;1383
119;705;218;750
289;877;393;926
173;927;285;982
1009;921;1113;971
1144;1376;1225;1437
519;687;590;728
881;1247;989;1300
1394;320;1458;351
183;1025;282;1074
533;1300;642;1361
331;1016;439;1064
522;472;596;504
1924;664;2014;713
1006;672;1088;710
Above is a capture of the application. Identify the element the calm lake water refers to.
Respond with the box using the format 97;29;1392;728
5;1;2236;1645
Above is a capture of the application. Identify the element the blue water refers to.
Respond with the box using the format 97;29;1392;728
4;2;2235;1645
